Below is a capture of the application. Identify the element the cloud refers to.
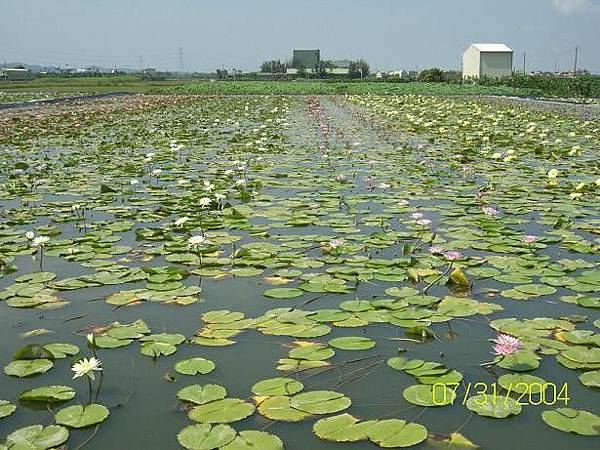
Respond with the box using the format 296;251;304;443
552;0;592;14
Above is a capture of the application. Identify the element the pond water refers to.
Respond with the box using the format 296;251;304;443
0;94;598;450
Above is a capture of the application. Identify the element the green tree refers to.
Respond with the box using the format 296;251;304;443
418;68;445;82
296;64;307;78
348;59;370;79
260;59;287;73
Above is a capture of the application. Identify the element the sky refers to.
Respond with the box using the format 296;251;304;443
1;0;599;73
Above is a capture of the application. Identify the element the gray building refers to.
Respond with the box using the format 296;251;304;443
0;68;32;81
292;49;320;68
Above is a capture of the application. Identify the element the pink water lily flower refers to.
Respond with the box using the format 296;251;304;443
493;334;523;356
522;235;538;243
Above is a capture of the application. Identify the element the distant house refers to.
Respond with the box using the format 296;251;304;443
0;68;32;81
462;43;513;79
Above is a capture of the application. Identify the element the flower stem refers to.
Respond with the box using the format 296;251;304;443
423;263;453;294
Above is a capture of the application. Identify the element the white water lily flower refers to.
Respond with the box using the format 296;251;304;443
151;169;162;176
71;357;102;381
198;197;212;207
146;152;156;159
214;193;226;202
174;217;190;227
177;179;190;185
130;179;139;185
547;169;559;179
25;231;35;240
203;181;215;192
188;235;207;247
32;236;50;247
235;179;246;187
71;204;81;211
86;333;95;345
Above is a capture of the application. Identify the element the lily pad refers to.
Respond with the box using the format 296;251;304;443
541;408;600;435
189;398;255;424
466;394;522;418
251;377;304;396
175;358;216;375
177;423;236;450
55;403;109;428
178;385;227;405
263;288;304;299
403;384;455;407
328;336;376;351
0;400;16;419
366;419;428;448
20;385;76;403
3;424;69;450
220;431;283;450
289;390;351;415
4;359;54;378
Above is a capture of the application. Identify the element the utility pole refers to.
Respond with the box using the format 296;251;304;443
523;51;526;75
573;46;578;77
554;60;558;75
139;55;144;71
178;47;184;73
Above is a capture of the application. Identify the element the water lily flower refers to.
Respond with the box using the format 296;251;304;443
177;179;190;185
522;235;537;243
378;182;391;189
198;197;212;207
203;180;215;192
570;192;583;200
188;235;207;247
32;236;50;247
416;218;431;226
174;217;190;227
71;357;102;381
335;174;346;182
492;334;522;356
410;212;424;220
71;204;81;212
428;245;445;254
214;193;226;202
130;179;139;185
396;200;409;206
547;168;559;179
444;250;462;260
151;169;162;176
146;152;156;159
235;179;246;187
481;206;499;216
25;231;34;241
329;238;344;249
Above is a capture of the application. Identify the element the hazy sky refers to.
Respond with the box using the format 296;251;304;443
1;0;599;73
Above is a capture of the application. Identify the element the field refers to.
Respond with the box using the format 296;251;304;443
0;93;598;450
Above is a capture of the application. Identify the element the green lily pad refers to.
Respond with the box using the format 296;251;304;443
498;374;547;394
257;396;312;422
328;336;376;350
466;394;522;418
403;384;455;407
43;343;79;359
289;390;351;415
313;413;376;442
579;370;600;388
177;423;236;450
20;385;76;403
0;400;16;419
189;398;255;424
220;431;283;450
366;419;428;448
251;378;304;396
263;288;304;299
178;385;227;405
55;403;109;428
541;408;600;435
4;424;69;450
4;359;54;377
175;358;216;375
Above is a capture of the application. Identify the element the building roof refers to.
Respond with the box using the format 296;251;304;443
471;43;513;53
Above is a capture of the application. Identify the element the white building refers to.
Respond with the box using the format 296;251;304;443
462;43;513;79
0;68;32;81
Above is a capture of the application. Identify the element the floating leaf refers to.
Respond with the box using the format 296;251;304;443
4;359;53;378
3;424;68;450
579;370;600;388
251;378;303;396
189;398;255;424
0;400;16;419
366;419;428;448
541;408;600;435
175;358;216;375
177;423;236;450
328;336;375;351
257;396;311;422
178;385;227;405
403;384;455;407
20;385;76;403
466;394;522;418
220;430;283;450
263;288;304;299
55;404;109;428
289;390;351;415
313;413;376;442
